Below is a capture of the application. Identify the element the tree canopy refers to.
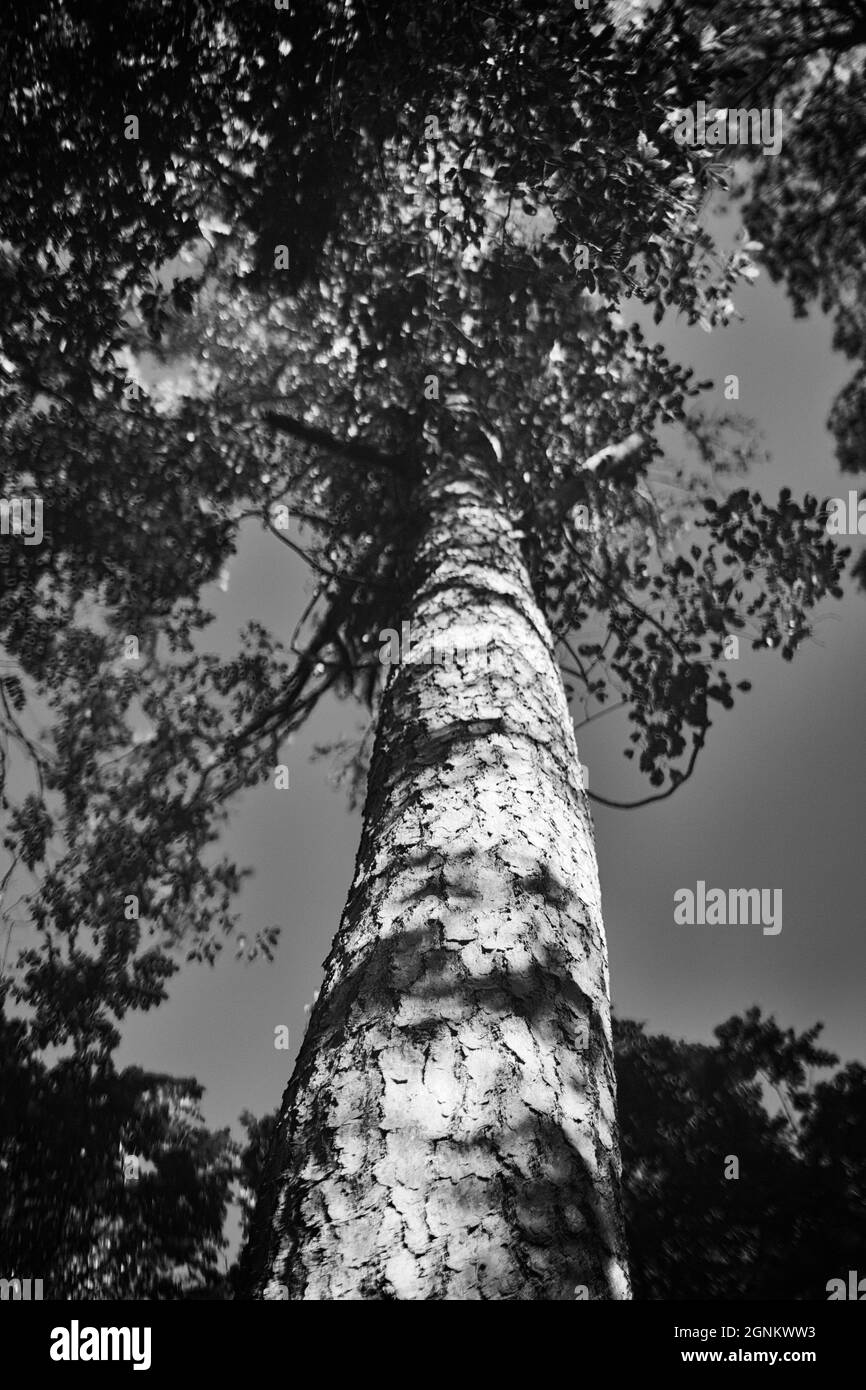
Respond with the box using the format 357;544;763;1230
617;1007;866;1300
0;979;235;1298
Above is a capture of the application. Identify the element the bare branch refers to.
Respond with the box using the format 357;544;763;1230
261;409;407;472
553;432;649;515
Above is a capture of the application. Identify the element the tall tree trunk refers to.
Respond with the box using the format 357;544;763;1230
247;458;630;1300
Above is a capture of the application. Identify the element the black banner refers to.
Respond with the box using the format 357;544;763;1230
3;1299;860;1376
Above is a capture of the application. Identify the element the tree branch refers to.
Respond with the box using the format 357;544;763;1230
262;409;407;472
587;732;706;810
554;432;648;515
264;518;393;592
230;598;348;748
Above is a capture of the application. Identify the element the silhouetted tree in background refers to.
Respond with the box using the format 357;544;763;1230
0;983;235;1298
616;1008;866;1300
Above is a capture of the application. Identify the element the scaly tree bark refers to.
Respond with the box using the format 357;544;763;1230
248;456;630;1300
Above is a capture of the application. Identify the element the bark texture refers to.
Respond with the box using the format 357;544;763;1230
249;459;630;1300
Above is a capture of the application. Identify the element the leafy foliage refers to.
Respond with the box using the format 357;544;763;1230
617;1008;866;1300
612;1009;866;1299
0;981;235;1299
648;0;866;576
